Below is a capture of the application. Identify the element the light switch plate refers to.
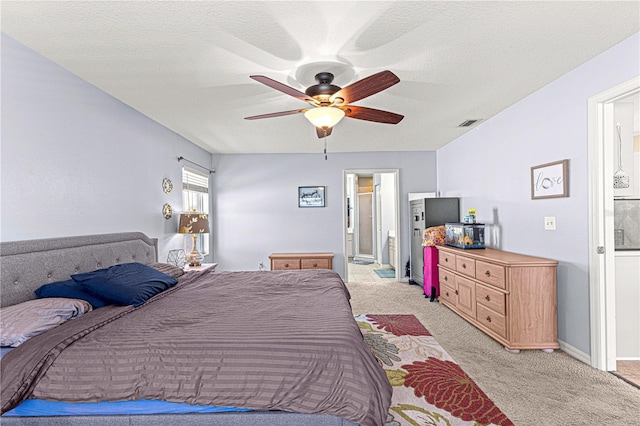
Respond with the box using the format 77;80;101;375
544;216;556;231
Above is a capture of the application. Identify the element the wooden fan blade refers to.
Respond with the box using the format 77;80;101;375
343;105;404;124
316;126;333;138
330;70;400;104
250;75;317;103
244;109;307;120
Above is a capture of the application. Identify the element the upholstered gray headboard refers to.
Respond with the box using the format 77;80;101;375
0;232;158;307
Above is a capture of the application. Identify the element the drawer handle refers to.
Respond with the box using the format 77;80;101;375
313;263;318;267
485;295;491;302
462;263;466;269
445;258;449;262
485;271;491;277
446;291;450;297
486;316;492;323
444;276;448;281
454;289;459;295
284;263;289;267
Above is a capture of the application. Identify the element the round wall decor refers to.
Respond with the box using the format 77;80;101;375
162;178;173;194
162;203;173;219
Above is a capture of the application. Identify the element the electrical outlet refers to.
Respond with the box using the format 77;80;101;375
544;217;556;231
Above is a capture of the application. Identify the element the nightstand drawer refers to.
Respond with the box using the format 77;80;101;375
272;259;301;270
302;258;330;269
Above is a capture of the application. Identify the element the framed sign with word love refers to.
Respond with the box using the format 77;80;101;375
531;159;569;199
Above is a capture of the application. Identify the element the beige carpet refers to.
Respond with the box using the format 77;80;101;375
346;280;640;426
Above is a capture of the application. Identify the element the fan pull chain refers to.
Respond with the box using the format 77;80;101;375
324;135;327;160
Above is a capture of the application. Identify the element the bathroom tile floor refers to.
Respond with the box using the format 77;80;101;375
347;262;396;283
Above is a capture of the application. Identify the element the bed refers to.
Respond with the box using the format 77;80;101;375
1;232;391;426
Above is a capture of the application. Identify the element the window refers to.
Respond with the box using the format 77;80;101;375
182;167;210;255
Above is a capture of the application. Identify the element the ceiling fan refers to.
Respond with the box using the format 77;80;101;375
244;70;404;138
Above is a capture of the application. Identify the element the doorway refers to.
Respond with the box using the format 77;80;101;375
588;76;640;375
344;169;399;283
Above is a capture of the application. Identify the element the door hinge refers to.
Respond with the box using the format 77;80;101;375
597;246;605;254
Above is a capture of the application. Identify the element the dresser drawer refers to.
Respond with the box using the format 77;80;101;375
270;253;333;271
440;282;457;305
456;255;476;278
302;258;331;269
476;284;506;315
272;259;301;270
438;266;455;286
477;303;506;338
475;261;506;289
439;250;455;268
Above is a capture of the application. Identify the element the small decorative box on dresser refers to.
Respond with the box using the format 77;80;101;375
269;253;333;271
437;245;559;353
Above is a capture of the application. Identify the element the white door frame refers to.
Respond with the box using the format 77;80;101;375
587;76;640;371
344;169;400;281
375;184;383;265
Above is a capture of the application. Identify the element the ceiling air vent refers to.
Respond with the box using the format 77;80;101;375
458;119;481;127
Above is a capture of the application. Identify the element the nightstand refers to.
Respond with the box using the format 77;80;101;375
183;263;217;272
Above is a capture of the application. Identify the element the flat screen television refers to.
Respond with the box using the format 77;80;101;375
424;197;460;227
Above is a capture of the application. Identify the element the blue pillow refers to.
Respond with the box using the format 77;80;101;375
71;262;178;307
35;279;109;308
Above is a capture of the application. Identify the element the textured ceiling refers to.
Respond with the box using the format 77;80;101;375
2;1;639;154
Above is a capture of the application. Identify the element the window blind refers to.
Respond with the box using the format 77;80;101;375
182;167;209;194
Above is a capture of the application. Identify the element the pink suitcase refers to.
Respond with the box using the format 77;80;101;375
423;246;439;301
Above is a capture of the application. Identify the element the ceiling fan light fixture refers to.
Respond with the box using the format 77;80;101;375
304;107;345;128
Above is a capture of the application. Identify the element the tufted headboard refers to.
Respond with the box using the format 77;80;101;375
0;232;158;307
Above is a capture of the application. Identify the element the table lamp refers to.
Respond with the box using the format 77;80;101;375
178;211;210;266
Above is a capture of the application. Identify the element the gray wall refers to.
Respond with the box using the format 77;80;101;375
0;34;213;262
436;33;640;355
212;152;437;277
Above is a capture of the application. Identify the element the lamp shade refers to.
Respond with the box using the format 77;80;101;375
304;107;345;128
178;213;210;234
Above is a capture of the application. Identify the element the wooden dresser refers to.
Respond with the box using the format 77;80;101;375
269;253;333;271
437;245;559;353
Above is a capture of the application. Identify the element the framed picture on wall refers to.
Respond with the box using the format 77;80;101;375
531;159;569;199
298;186;326;208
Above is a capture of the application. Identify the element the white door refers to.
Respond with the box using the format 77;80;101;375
588;77;640;371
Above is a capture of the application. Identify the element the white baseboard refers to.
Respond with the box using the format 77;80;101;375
559;339;591;365
616;356;640;361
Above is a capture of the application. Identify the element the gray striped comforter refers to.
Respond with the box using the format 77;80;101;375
1;270;391;426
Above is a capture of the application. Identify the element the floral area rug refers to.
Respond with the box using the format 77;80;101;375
356;314;514;426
